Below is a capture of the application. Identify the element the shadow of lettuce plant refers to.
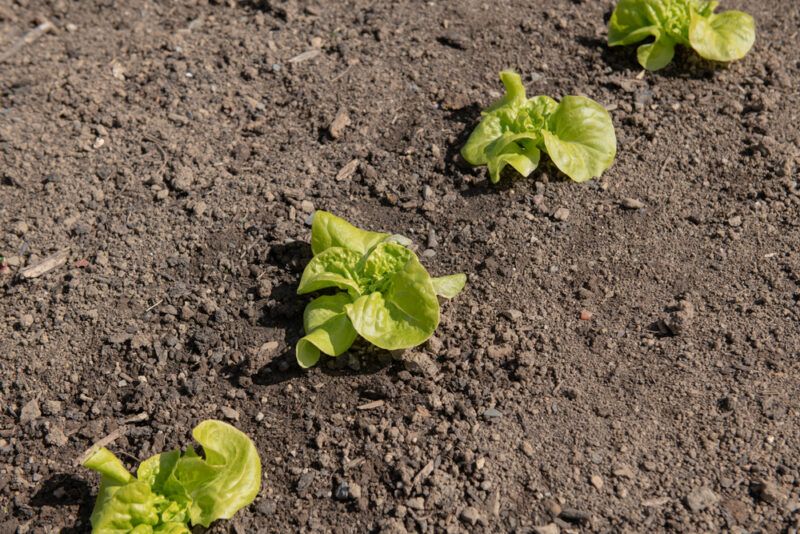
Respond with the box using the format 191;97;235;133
461;70;617;184
608;0;755;71
295;211;466;369
82;420;261;533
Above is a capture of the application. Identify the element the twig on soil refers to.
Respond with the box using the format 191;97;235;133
19;247;70;279
0;19;55;63
657;156;672;180
412;459;435;487
123;412;149;424
627;135;645;150
143;299;164;315
329;65;353;83
335;159;359;182
357;400;385;410
288;49;320;64
142;135;168;178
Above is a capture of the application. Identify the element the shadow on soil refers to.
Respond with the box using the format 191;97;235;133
221;240;396;387
30;474;93;534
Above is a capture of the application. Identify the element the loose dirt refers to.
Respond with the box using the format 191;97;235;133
1;0;799;532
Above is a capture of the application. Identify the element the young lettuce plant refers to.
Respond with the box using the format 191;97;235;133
608;0;755;71
295;211;466;368
461;70;617;184
82;420;261;533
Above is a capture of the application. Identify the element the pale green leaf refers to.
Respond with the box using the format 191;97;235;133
296;338;321;369
175;420;262;527
542;96;617;183
431;274;467;299
84;447;135;485
297;247;362;295
608;0;665;46
485;69;527;112
310;210;389;256
355;242;414;290
296;294;358;368
637;34;677;71
486;138;541;183
461;113;503;166
689;9;755;62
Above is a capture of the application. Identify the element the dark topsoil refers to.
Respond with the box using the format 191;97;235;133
1;0;799;532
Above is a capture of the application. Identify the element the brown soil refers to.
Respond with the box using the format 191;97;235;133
1;0;799;532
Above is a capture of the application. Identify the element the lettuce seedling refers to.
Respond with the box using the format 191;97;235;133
461;70;617;184
295;211;466;368
608;0;755;71
82;420;261;533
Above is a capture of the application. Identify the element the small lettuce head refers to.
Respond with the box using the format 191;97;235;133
83;420;261;533
608;0;755;71
461;71;616;183
295;211;466;368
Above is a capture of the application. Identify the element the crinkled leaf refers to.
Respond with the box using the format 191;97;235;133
82;457;163;533
84;421;261;533
355;242;414;291
431;274;467;299
637;34;677;71
173;420;262;527
297;247;362;295
90;481;166;533
346;252;439;350
542;96;617;183
689;9;755;62
486;137;541;183
296;294;358;368
310;210;389;256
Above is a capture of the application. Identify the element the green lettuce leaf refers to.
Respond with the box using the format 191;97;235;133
431;274;467;299
485;134;541;184
311;210;389;256
296;294;358;368
485;69;528;112
174;420;262;527
346;246;440;350
689;9;755;61
541;96;617;183
83;421;261;533
296;247;362;295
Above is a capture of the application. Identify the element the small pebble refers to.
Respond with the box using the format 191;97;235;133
621;198;644;209
220;406;240;421
459;506;481;525
553;207;570;221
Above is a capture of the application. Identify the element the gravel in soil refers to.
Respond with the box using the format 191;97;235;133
1;0;800;533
